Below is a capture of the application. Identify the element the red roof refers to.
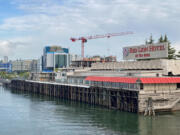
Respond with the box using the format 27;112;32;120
85;76;138;83
140;77;180;84
85;76;180;84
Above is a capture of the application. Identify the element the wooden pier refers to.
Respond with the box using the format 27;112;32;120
8;79;139;113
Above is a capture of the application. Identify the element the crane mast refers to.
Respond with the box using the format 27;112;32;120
70;31;133;59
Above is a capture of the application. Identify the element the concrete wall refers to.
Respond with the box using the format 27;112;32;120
162;60;180;75
91;59;180;75
91;60;164;70
30;72;55;82
138;90;180;113
143;83;177;91
67;70;164;78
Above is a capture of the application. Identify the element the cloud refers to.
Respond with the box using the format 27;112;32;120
0;40;29;57
3;0;180;35
0;41;18;56
0;0;180;59
6;0;180;33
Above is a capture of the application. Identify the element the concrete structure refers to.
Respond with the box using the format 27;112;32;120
29;72;55;82
91;59;180;76
30;60;38;72
55;71;67;83
37;57;43;72
71;56;117;68
84;76;180;114
71;59;101;68
104;56;116;62
61;59;180;114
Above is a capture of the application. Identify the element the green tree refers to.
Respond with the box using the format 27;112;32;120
164;34;168;42
158;35;163;43
146;34;154;44
163;34;176;59
19;72;30;79
176;51;180;59
145;39;148;45
0;72;6;78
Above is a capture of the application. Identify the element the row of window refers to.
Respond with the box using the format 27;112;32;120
68;79;142;90
86;81;140;90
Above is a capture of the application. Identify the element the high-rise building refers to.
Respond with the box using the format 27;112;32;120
12;60;33;72
42;46;70;72
3;56;8;63
37;57;43;72
30;60;38;72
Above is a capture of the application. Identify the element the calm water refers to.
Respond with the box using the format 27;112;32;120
0;86;180;135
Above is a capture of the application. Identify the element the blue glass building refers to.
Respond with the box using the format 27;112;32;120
42;46;70;72
0;62;12;72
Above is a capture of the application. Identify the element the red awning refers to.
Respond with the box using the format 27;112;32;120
140;77;180;84
85;76;138;83
85;76;180;84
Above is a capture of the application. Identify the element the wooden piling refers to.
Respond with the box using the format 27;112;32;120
9;80;139;113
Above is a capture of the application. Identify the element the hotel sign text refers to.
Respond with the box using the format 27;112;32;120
123;42;168;60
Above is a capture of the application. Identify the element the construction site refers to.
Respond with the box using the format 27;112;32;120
5;32;180;116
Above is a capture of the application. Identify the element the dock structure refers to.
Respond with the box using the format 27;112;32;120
4;44;180;115
6;75;180;115
4;59;180;115
9;79;139;113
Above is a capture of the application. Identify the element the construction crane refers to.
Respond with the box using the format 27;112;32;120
70;31;133;59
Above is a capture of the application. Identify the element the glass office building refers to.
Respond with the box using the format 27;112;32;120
42;46;70;71
55;54;69;68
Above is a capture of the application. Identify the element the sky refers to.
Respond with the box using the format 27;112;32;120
0;0;180;60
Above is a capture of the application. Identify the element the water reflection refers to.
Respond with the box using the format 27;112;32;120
0;87;180;135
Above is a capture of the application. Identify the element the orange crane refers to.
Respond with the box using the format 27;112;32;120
70;31;133;59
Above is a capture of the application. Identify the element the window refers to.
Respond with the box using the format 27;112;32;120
112;82;116;88
85;80;89;85
74;79;77;84
168;72;173;76
140;83;144;90
55;54;67;68
104;82;108;87
177;83;180;89
115;83;119;88
123;83;128;89
130;84;135;89
79;79;83;84
119;83;123;88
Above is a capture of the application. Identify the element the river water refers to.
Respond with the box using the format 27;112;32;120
0;86;180;135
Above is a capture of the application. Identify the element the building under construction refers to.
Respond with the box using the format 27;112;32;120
71;56;116;67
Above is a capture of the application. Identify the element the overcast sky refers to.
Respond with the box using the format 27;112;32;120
0;0;180;60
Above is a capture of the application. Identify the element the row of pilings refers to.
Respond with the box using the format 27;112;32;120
8;80;139;113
